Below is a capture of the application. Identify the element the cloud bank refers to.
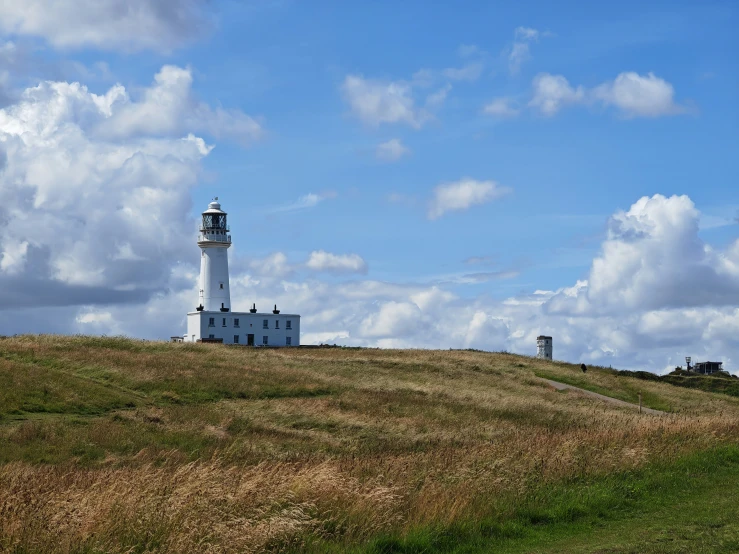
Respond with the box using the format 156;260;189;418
0;0;212;52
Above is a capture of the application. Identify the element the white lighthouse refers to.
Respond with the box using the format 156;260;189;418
184;198;300;346
197;199;231;312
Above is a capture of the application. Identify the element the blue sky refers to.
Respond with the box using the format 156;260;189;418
0;0;737;372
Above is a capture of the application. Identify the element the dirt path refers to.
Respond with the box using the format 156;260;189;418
543;379;666;415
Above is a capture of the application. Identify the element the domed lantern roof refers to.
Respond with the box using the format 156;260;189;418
203;197;226;215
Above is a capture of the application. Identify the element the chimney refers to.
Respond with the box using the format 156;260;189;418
249;303;257;313
273;304;280;314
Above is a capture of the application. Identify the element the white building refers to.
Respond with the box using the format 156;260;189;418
536;335;552;360
183;199;300;346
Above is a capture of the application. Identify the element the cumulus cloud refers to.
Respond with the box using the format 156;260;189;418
593;72;683;117
360;301;423;338
526;71;683;118
0;0;211;52
428;178;512;220
483;97;520;118
341;75;429;128
546;195;739;315
0;66;257;311
305;251;368;274
529;73;586;116
375;138;410;162
248;252;292;279
344;46;487;126
96;66;262;145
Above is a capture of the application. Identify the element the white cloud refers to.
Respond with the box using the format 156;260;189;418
546;195;739;315
96;65;262;145
442;62;483;82
526;71;683;118
0;67;222;308
0;240;28;274
454;271;520;284
249;252;292;279
76;310;113;325
305;251;368;274
428;178;512;220
0;0;210;52
341;75;428;128
345;47;485;126
268;193;335;214
594;71;683;117
360;301;423;338
515;27;539;41
376;138;410;162
483;97;520;118
529;73;586;116
426;84;452;108
508;26;540;74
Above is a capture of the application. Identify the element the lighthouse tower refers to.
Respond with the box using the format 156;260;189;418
183;198;301;345
197;198;231;312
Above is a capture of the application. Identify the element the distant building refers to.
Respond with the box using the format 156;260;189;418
536;336;552;360
691;361;723;375
182;199;301;346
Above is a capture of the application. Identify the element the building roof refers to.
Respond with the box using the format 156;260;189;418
536;335;552;340
202;199;226;214
188;311;300;317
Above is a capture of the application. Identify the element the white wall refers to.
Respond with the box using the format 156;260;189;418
198;246;231;311
536;338;553;360
185;311;301;346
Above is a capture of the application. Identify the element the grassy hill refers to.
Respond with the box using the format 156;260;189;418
1;335;739;553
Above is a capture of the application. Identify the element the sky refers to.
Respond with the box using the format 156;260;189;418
0;0;737;374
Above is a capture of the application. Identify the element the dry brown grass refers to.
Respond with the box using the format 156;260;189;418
1;335;739;552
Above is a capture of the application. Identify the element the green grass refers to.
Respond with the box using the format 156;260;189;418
2;335;739;552
533;368;672;412
309;445;739;553
638;370;739;399
0;357;139;418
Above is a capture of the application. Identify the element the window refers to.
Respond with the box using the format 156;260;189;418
263;319;268;329
286;336;292;346
222;318;227;327
209;334;215;339
233;335;239;344
286;320;292;330
208;317;215;327
275;320;279;329
219;283;224;289
234;318;240;328
192;335;195;341
262;336;268;345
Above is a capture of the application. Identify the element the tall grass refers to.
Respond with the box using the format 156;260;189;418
1;335;739;552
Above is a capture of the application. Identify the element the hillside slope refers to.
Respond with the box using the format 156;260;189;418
1;335;739;553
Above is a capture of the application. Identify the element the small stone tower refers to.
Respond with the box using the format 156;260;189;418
536;335;552;360
197;198;232;312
